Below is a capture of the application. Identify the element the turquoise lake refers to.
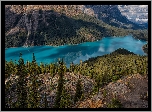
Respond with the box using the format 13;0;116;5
5;35;147;68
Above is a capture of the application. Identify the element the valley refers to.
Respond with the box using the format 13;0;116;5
4;5;149;109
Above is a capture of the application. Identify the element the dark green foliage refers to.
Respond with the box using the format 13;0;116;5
5;48;148;108
5;31;27;48
59;87;72;108
5;60;17;80
143;43;148;54
112;75;120;82
95;75;104;92
16;53;28;108
27;53;41;108
75;48;148;88
107;98;123;108
5;9;148;48
70;62;75;72
74;79;83;103
54;58;66;108
110;48;135;55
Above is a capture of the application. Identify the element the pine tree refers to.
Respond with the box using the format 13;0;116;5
40;62;45;74
70;62;74;72
59;87;72;108
54;58;65;108
27;53;41;108
74;79;83;103
16;53;28;108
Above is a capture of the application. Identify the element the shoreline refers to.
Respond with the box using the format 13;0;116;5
5;35;147;49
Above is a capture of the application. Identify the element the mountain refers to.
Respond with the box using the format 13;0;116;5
85;5;147;29
5;5;148;48
118;5;148;25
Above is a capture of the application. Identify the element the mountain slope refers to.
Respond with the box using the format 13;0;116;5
5;5;148;48
118;5;148;25
75;73;148;108
85;5;147;30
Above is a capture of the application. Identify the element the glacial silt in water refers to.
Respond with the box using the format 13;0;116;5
5;36;147;67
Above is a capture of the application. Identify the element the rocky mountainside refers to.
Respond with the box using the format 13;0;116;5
5;71;95;108
118;5;148;24
5;5;85;47
5;5;148;48
85;5;147;29
5;5;88;35
75;73;148;108
5;67;148;108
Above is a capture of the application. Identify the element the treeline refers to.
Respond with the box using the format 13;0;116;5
5;53;84;108
5;9;148;48
5;48;148;108
143;43;148;54
69;48;148;92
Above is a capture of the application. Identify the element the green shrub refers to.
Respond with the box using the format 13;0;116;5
107;98;123;108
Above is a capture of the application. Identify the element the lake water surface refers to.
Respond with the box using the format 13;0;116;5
5;35;147;67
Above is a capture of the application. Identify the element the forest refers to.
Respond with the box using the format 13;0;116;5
143;43;148;55
5;48;148;108
5;9;148;48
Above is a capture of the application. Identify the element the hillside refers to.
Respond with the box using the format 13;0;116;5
75;73;148;108
118;5;148;25
5;48;148;108
85;5;147;29
5;5;148;48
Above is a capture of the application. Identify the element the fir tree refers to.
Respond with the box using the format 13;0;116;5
74;79;83;103
54;58;65;108
59;87;72;108
16;53;28;108
27;53;41;108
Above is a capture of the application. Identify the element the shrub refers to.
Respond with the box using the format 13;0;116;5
107;98;123;108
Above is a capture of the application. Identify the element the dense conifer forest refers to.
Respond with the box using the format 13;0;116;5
5;48;148;108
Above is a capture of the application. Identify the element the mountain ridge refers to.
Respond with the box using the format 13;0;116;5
85;5;148;29
5;5;148;48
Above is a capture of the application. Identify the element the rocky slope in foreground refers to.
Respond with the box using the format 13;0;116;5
5;72;148;108
75;73;148;108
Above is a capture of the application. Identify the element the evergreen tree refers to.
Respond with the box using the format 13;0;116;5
54;58;65;108
74;79;83;103
70;62;74;72
16;53;28;108
59;87;72;108
27;53;41;108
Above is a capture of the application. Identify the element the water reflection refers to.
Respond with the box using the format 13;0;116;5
5;35;147;67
